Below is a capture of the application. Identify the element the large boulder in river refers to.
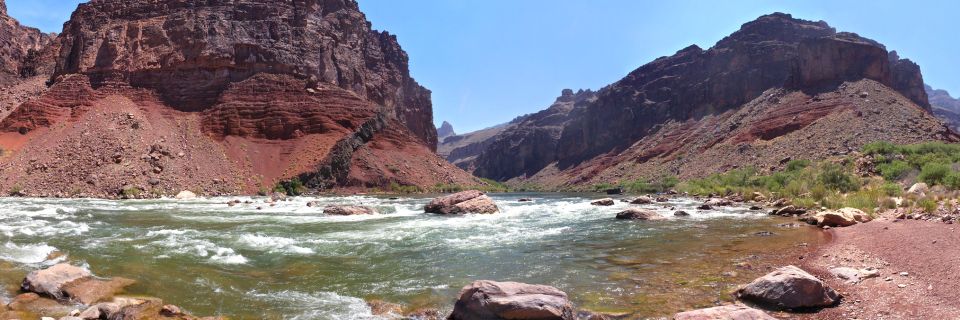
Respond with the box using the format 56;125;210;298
62;277;136;305
425;190;499;214
174;190;197;200
814;208;872;227
449;280;575;320
736;265;840;309
674;304;776;320
630;196;653;204
616;208;666;220
323;205;376;215
21;264;92;299
590;198;615;206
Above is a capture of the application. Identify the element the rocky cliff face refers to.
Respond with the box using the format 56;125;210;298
0;0;54;85
437;121;456;140
927;85;960;132
0;0;476;197
473;89;596;180
466;13;946;187
53;0;436;148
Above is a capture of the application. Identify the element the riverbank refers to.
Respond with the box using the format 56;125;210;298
796;217;960;319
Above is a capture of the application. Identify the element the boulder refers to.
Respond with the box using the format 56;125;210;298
22;264;92;299
829;267;880;284
62;277;136;305
907;182;928;194
323;205;376;216
697;204;712;210
367;300;403;316
425;190;499;214
655;196;669;202
174;190;197;200
674;304;776;320
270;192;288;202
630;196;653;204
674;210;691;217
736;265;840;309
448;280;575;320
616;208;666;220
591;198;615;206
751;192;767;202
110;297;164;320
6;292;74;315
705;198;733;206
814;208;872;227
772;206;806;216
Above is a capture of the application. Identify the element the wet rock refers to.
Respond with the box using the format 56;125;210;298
749;206;763;211
6;293;74;316
674;210;691;217
449;280;575;320
697;204;712;210
814;208;872;227
518;198;533;202
616;208;666;220
22;264;92;299
367;300;403;316
270;192;288;202
630;196;653;204
425;190;499;214
323;205;376;216
111;297;164;320
160;304;183;316
736;265;840;309
772;206;806;216
674;304;776;320
705;198;733;207
62;277;136;304
591;198;615;206
174;190;197;200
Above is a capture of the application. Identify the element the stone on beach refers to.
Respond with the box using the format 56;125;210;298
674;304;776;320
174;190;197;200
814;208;872;227
21;264;92;299
448;280;575;320
424;190;499;214
736;265;840;309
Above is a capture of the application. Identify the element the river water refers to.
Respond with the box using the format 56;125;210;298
0;194;826;319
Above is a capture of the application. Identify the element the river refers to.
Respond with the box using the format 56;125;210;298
0;193;826;319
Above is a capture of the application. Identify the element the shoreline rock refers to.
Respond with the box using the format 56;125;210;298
674;304;776;320
448;280;575;320
736;265;840;310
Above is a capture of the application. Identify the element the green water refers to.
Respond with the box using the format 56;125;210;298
0;194;826;319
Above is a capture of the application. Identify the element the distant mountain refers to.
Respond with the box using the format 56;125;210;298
459;12;954;189
437;121;456;140
926;85;960;132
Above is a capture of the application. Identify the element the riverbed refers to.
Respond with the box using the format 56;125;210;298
0;194;827;319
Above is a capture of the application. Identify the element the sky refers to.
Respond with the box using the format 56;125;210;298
6;0;960;133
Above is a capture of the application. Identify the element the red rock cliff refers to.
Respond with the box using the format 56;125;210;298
0;0;54;85
54;0;437;148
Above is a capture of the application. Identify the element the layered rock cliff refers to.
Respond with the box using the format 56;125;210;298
0;0;477;197
465;13;951;188
927;85;960;132
0;0;53;85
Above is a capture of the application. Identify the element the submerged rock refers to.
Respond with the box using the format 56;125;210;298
449;280;575;320
591;198;615;206
674;304;776;320
323;205;376;215
814;208;872;227
736;265;840;309
425;190;499;214
22;264;92;299
616;208;666;220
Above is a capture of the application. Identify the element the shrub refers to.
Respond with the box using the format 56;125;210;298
877;160;911;181
916;197;938;213
879;182;902;196
275;178;307;196
785;159;810;172
945;172;960;190
918;163;951;185
862;141;898;155
818;164;859;192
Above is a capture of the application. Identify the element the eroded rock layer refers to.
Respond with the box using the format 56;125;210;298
465;13;948;188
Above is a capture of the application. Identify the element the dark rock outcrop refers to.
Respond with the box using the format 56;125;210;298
449;280;575;320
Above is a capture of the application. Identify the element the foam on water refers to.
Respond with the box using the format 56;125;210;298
247;290;385;320
0;242;59;264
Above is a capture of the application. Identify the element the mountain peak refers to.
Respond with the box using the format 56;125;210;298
438;121;456;139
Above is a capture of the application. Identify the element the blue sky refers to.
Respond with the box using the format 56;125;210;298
7;0;960;132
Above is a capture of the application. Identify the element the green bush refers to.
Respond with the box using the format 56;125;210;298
818;164;859;192
918;163;951;185
275;178;307;196
879;182;902;196
862;141;898;155
945;172;960;190
785;159;810;172
877;160;911;181
917;197;938;213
